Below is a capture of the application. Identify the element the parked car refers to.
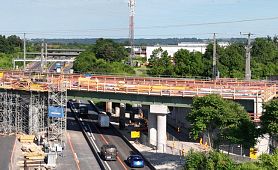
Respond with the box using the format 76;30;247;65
100;144;118;161
127;155;144;168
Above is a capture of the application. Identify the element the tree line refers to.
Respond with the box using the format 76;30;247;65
148;37;278;79
0;35;23;69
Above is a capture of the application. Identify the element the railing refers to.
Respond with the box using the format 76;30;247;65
0;70;276;102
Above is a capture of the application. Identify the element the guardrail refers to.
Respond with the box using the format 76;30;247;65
0;70;276;102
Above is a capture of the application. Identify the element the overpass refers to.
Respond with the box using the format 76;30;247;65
0;70;277;152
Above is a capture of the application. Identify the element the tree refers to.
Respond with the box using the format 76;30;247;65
187;94;257;149
260;99;278;151
73;51;97;72
148;48;174;76
184;150;235;170
218;43;245;78
94;38;129;62
73;50;135;74
173;49;204;77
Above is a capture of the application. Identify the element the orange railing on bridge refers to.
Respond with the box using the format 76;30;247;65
0;70;276;102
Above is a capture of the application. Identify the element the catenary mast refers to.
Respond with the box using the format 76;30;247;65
128;0;135;65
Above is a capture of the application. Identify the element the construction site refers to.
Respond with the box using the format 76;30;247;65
0;71;67;170
0;68;276;169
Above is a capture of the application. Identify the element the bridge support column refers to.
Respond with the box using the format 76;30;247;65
148;104;169;153
119;103;126;130
254;98;263;120
157;114;167;153
106;102;112;113
115;107;120;117
148;112;157;146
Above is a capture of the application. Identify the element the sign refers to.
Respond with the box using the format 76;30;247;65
131;131;140;139
48;106;64;118
0;72;3;78
250;148;258;159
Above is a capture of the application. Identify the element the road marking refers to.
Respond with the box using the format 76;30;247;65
92;123;109;144
92;123;129;170
104;160;112;170
87;125;93;133
67;132;81;170
91;132;96;140
117;156;129;170
9;136;17;170
90;135;100;152
89;136;111;170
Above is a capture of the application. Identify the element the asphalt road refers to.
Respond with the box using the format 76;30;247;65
0;135;16;170
78;100;151;170
61;109;101;170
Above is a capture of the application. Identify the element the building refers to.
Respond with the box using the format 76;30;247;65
145;42;229;61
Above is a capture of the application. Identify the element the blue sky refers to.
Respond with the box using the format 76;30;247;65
1;0;278;39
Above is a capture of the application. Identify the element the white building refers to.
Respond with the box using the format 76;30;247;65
146;42;229;61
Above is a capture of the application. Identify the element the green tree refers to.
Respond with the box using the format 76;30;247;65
173;49;204;77
94;38;128;62
258;150;278;170
148;49;174;76
184;150;235;170
260;99;278;151
73;50;135;74
187;94;257;149
218;43;245;78
73;51;97;72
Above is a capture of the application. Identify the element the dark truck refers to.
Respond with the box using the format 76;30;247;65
78;103;88;116
100;144;118;161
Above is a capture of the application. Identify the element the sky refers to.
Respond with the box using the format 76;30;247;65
0;0;278;39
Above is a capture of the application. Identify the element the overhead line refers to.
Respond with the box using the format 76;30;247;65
1;16;278;35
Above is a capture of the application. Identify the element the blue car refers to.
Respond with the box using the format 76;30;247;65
127;155;144;168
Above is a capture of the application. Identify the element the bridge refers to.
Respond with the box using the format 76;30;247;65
0;70;277;152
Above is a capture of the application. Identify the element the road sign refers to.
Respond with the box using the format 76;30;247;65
250;148;258;159
131;131;140;139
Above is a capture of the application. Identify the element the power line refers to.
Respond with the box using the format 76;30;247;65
1;16;278;35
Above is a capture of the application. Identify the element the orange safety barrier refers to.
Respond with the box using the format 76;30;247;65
0;70;276;103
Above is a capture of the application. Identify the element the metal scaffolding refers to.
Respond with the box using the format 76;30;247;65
47;76;67;145
0;90;48;135
29;92;47;135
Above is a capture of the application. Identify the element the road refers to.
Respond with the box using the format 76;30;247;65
0;135;16;170
76;100;151;170
60;108;101;170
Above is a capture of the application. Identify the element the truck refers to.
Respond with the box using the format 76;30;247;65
98;114;110;127
78;103;88;117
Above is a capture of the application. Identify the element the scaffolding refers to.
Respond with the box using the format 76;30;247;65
29;92;47;135
47;76;67;145
0;90;48;135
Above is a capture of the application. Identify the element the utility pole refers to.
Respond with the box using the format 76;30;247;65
23;33;26;71
41;40;44;73
212;33;217;79
45;42;48;72
241;32;253;80
128;0;135;66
